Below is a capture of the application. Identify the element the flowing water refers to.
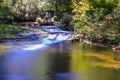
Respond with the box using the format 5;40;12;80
0;26;120;80
0;42;120;80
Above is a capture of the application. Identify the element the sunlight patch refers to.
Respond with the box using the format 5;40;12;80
23;44;47;50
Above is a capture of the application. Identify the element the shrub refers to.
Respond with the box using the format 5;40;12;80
61;13;73;31
0;25;24;40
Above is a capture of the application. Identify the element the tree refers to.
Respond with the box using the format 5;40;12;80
72;0;120;46
0;0;14;24
43;0;72;16
71;0;91;33
5;0;46;21
2;0;72;22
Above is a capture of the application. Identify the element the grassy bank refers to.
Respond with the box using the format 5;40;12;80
0;24;28;41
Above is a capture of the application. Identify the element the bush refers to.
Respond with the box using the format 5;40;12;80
0;25;24;40
61;13;73;31
0;1;14;24
72;0;120;46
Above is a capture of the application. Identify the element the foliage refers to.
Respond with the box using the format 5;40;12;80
72;0;90;13
71;0;90;24
90;0;119;8
0;0;72;22
2;0;72;22
71;0;91;33
42;0;72;18
5;0;47;21
0;25;23;40
88;6;120;45
95;7;120;45
45;0;72;12
72;0;120;46
0;0;14;24
0;25;22;34
61;13;73;31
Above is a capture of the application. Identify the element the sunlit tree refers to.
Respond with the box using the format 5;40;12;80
71;0;91;33
72;0;120;46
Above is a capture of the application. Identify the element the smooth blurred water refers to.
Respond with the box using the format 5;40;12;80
0;43;120;80
0;40;71;80
71;44;120;80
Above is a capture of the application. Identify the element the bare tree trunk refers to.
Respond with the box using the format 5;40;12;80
54;2;58;16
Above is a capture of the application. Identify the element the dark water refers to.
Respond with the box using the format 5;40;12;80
0;43;120;80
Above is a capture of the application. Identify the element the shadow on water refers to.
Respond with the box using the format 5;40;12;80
0;55;5;80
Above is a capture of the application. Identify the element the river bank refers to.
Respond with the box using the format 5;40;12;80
70;34;120;52
0;24;119;53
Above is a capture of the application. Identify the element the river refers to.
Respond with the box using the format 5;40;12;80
0;26;120;80
0;42;120;80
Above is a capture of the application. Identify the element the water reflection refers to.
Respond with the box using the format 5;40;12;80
71;44;120;80
113;69;120;80
83;53;120;69
1;43;120;80
0;45;6;54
